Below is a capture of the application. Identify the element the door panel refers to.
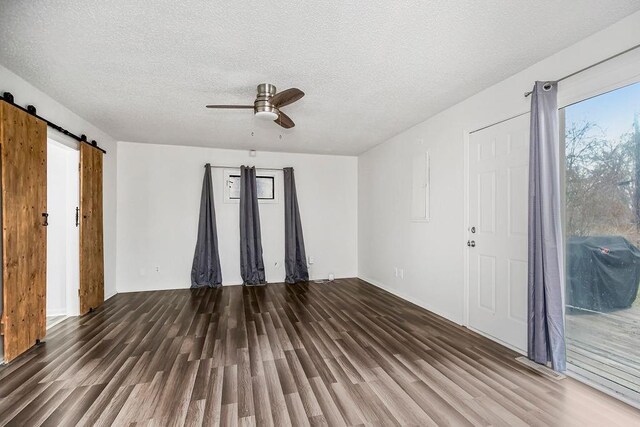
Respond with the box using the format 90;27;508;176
79;144;104;315
478;171;496;233
508;259;528;322
468;113;529;351
507;165;528;236
478;255;496;312
1;102;47;362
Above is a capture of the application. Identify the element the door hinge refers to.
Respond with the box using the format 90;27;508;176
0;319;5;336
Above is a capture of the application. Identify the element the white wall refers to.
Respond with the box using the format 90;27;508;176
358;11;640;325
116;142;358;292
0;64;118;299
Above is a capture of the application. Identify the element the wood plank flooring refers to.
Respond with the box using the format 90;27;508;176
1;278;639;426
566;305;640;398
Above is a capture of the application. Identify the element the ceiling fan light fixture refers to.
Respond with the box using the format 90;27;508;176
255;110;279;120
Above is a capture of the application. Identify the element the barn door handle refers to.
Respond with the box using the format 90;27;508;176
75;207;80;227
42;213;49;226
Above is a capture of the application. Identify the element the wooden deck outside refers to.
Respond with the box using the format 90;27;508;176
566;304;640;398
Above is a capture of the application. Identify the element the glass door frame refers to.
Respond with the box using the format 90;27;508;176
559;81;640;408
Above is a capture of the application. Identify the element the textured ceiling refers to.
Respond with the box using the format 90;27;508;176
1;1;639;155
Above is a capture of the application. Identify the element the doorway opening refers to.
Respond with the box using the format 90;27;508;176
46;139;80;328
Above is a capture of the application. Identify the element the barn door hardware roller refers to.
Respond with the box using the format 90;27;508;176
0;92;107;154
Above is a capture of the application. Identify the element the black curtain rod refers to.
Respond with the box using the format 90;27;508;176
205;164;284;172
524;42;640;97
0;92;107;154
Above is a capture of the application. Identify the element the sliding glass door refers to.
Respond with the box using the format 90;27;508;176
562;81;640;402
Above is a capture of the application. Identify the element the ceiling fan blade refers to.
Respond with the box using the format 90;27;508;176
205;105;254;109
270;88;304;108
274;111;295;129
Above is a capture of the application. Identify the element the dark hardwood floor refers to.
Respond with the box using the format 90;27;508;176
1;278;638;426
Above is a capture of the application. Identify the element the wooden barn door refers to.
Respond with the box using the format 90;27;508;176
79;143;104;315
0;102;47;362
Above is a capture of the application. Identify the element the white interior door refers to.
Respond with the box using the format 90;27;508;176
468;113;529;352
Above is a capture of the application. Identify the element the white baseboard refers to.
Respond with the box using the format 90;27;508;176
357;276;462;326
116;276;351;294
116;286;188;294
46;308;67;317
358;276;529;356
46;315;68;329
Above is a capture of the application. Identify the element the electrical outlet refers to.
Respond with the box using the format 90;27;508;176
308;256;315;265
155;266;159;273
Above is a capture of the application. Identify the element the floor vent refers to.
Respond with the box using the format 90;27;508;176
516;356;566;380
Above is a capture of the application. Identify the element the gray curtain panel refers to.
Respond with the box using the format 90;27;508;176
527;81;567;372
239;166;266;285
191;164;223;288
283;168;309;283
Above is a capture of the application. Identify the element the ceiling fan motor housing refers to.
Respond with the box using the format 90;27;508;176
254;83;279;119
